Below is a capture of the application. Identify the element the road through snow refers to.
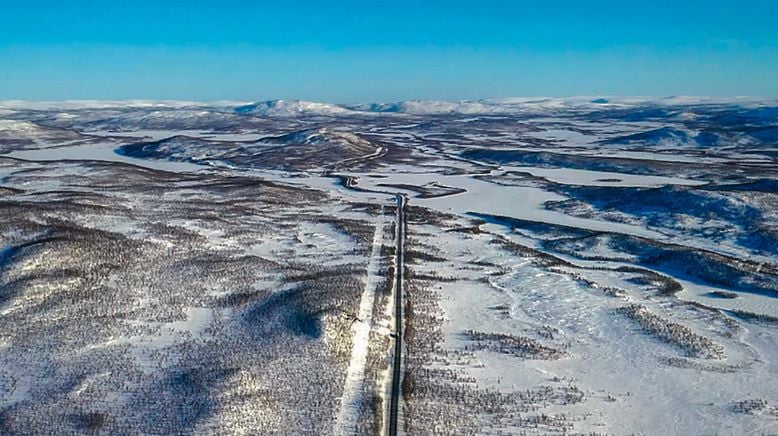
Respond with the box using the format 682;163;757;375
333;209;386;435
387;194;406;436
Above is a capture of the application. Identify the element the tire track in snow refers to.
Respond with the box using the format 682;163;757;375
334;208;386;435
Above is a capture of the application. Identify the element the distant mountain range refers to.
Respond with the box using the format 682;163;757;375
2;97;775;117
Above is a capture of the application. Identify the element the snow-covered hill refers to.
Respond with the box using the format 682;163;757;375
118;127;380;171
234;100;355;117
4;97;776;118
347;100;496;115
77;109;247;131
0;119;95;151
0;100;229;110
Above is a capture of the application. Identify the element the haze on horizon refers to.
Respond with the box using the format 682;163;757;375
1;0;777;102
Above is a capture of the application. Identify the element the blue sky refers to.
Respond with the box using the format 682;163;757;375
1;0;776;102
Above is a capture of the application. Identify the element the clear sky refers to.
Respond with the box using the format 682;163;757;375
1;0;776;102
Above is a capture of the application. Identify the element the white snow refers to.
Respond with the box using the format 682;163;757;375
235;100;357;117
334;212;386;435
6;142;206;172
502;165;706;187
0;100;248;110
1;99;776;435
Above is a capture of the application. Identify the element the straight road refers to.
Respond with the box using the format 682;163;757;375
388;193;406;436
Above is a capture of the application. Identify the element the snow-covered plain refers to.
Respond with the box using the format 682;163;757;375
0;98;776;435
